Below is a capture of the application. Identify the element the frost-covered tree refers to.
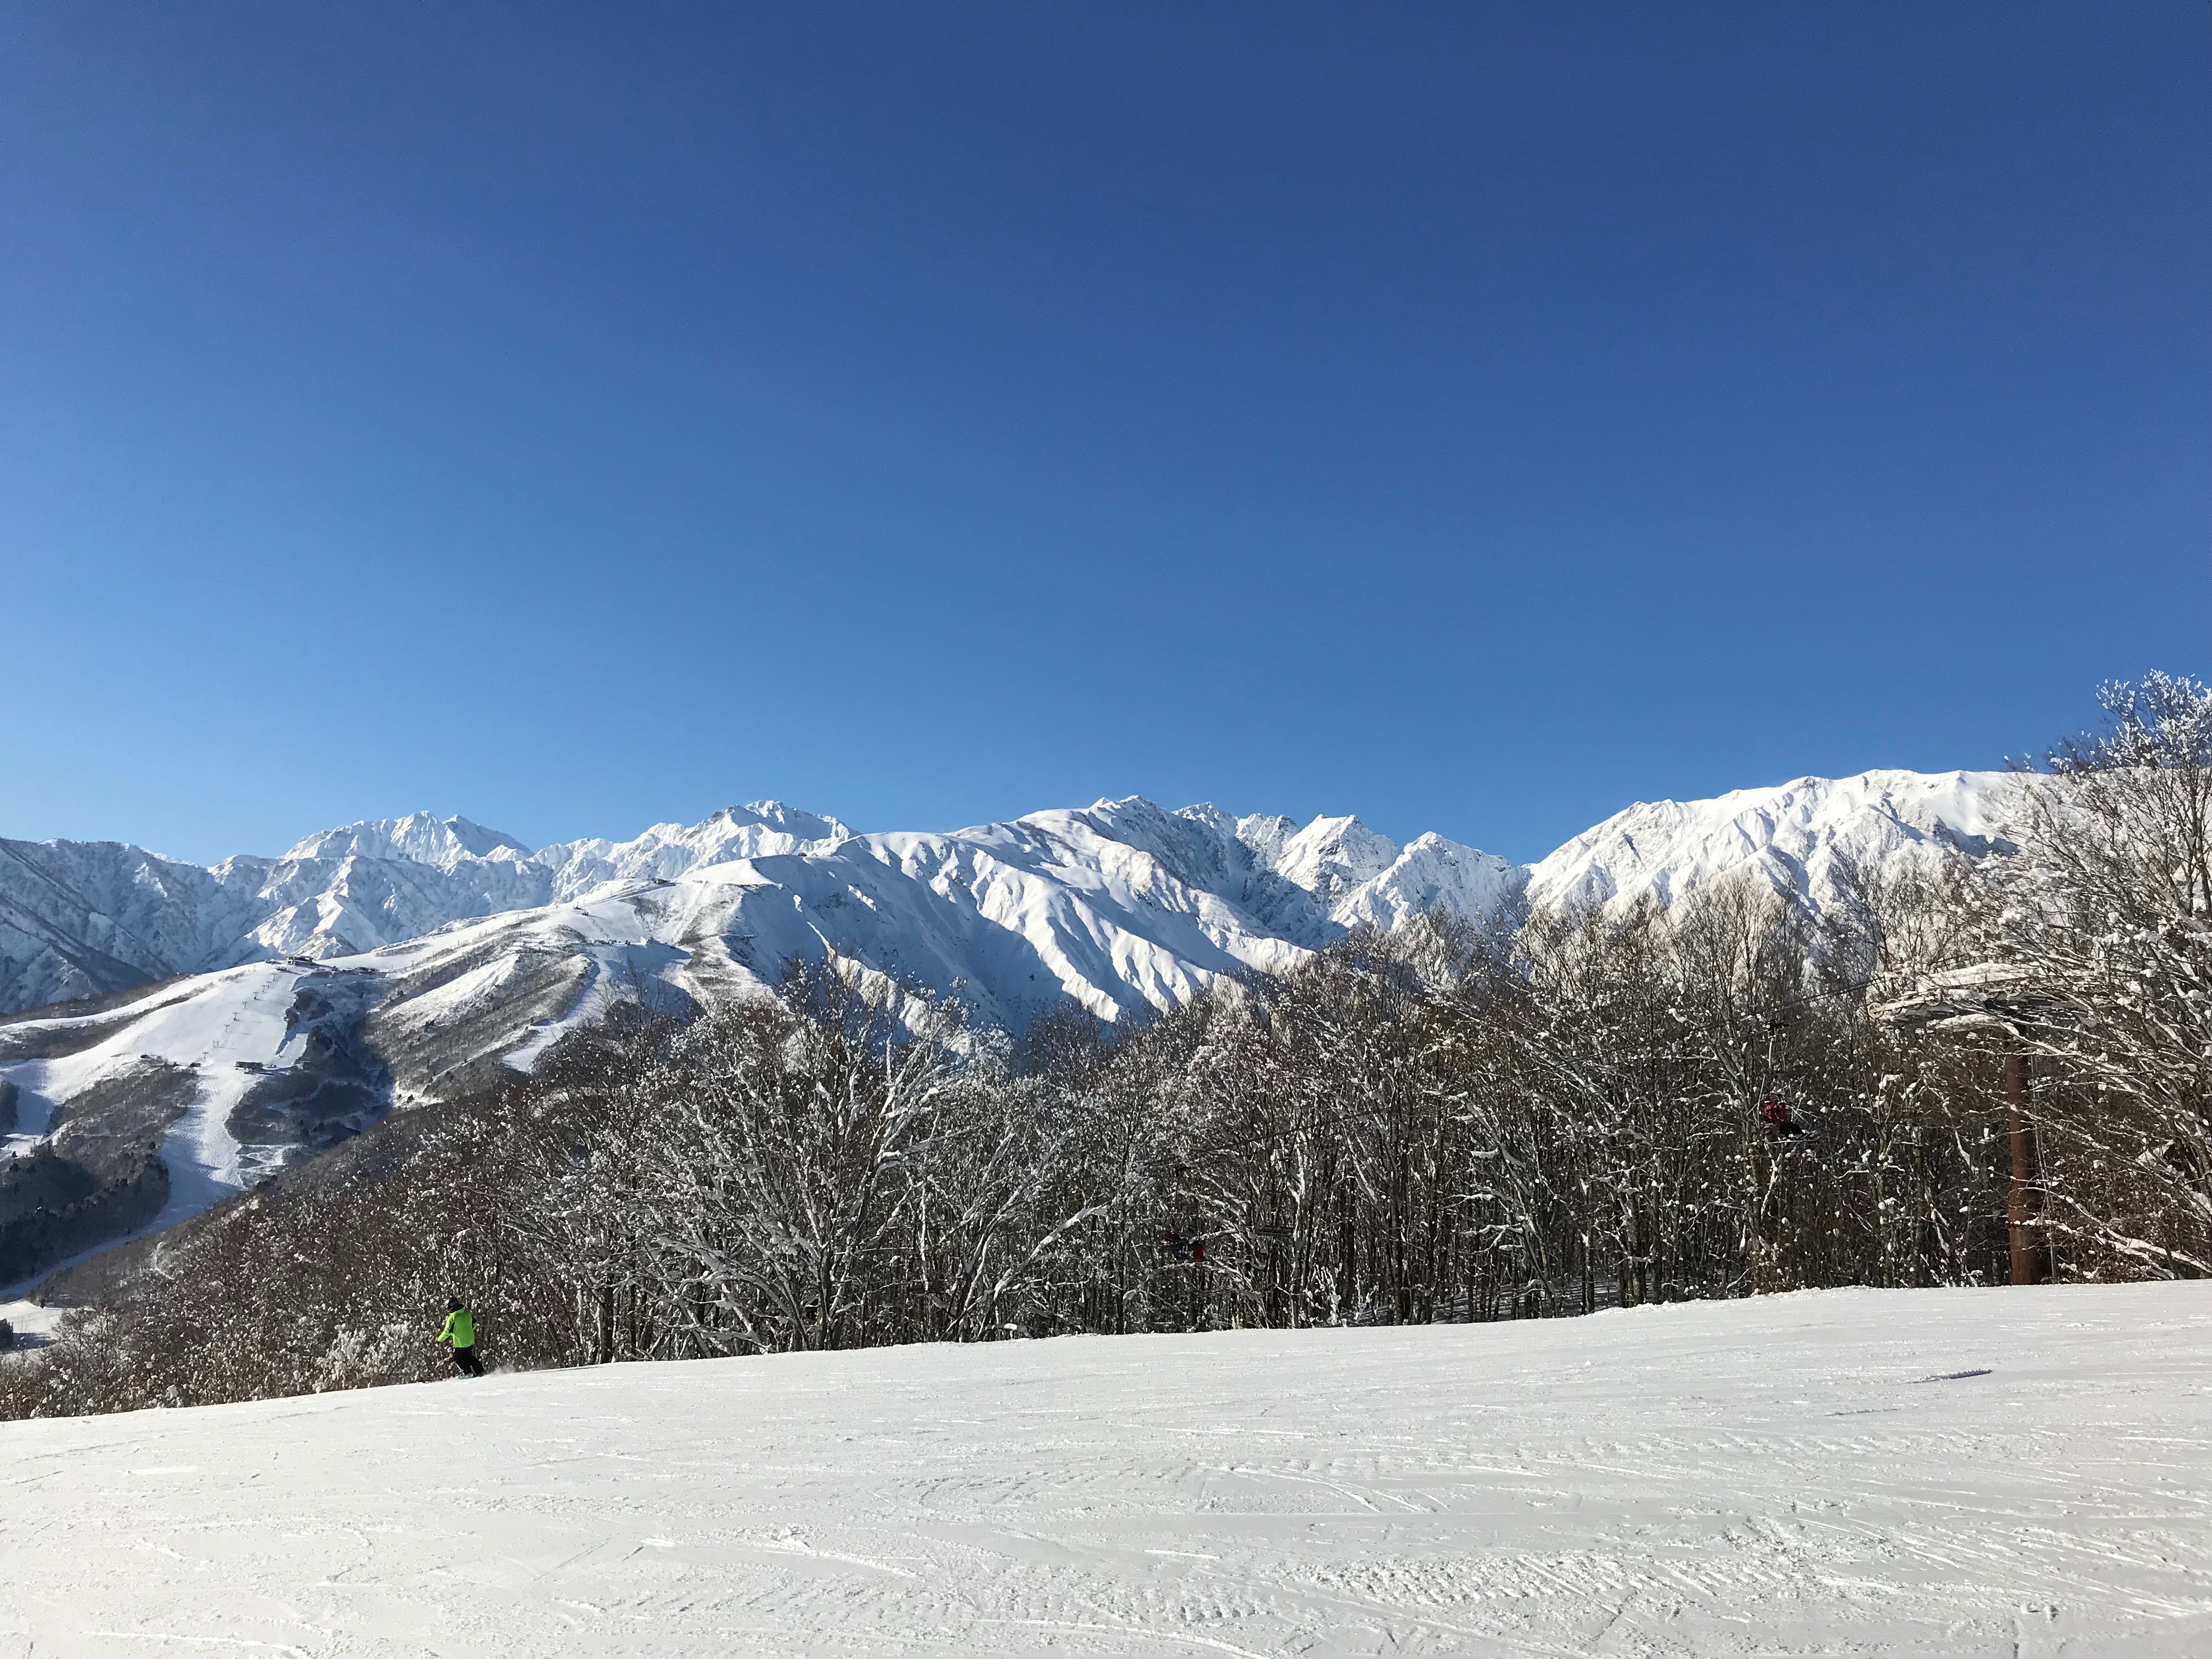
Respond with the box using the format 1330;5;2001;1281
1974;673;2212;1274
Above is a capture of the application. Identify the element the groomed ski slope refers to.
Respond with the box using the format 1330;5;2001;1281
3;1285;2207;1657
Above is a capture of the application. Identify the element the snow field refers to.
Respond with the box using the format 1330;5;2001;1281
0;1298;62;1342
2;1283;2207;1657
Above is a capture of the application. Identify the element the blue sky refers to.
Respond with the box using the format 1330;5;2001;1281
2;3;2205;865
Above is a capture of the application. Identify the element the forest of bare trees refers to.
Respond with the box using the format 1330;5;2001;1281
4;674;2205;1419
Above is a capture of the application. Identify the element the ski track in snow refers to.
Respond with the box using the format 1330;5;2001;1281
3;1284;2207;1657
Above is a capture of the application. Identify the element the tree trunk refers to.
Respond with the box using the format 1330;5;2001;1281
2005;1053;2051;1285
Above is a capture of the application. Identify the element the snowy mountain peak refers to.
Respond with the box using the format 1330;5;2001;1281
714;801;855;843
283;812;532;870
1177;807;1299;871
532;802;854;891
1072;799;1516;943
1272;814;1401;900
1526;768;2023;917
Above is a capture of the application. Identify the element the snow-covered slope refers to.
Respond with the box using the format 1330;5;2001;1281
0;837;260;1017
1527;768;2023;917
3;1283;2204;1656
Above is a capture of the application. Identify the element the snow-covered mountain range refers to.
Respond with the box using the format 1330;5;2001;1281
0;770;2019;1289
0;802;856;1017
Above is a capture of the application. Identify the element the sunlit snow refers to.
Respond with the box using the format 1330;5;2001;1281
1;1283;2203;1656
1527;769;2024;916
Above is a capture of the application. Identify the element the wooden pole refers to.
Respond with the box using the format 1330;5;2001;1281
2004;1053;2051;1285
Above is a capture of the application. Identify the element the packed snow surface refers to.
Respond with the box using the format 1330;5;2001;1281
3;1283;2205;1657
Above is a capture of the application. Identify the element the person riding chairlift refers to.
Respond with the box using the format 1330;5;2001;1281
1759;1097;1804;1140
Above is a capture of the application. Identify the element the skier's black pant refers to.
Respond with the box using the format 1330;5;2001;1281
450;1344;484;1378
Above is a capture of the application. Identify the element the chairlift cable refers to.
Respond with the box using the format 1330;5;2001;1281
1739;975;1885;1023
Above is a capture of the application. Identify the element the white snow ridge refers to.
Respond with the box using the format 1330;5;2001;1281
1527;769;2025;916
2;1283;2205;1656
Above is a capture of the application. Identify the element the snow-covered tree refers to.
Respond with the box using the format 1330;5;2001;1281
1974;673;2212;1274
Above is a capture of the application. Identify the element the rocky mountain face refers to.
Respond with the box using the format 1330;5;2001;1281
1;772;2019;1289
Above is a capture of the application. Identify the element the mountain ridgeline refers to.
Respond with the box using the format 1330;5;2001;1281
1;772;2017;1291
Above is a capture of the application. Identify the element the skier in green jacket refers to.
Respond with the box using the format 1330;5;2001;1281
437;1298;483;1378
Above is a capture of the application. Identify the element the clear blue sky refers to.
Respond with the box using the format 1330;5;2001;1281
2;4;2205;865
